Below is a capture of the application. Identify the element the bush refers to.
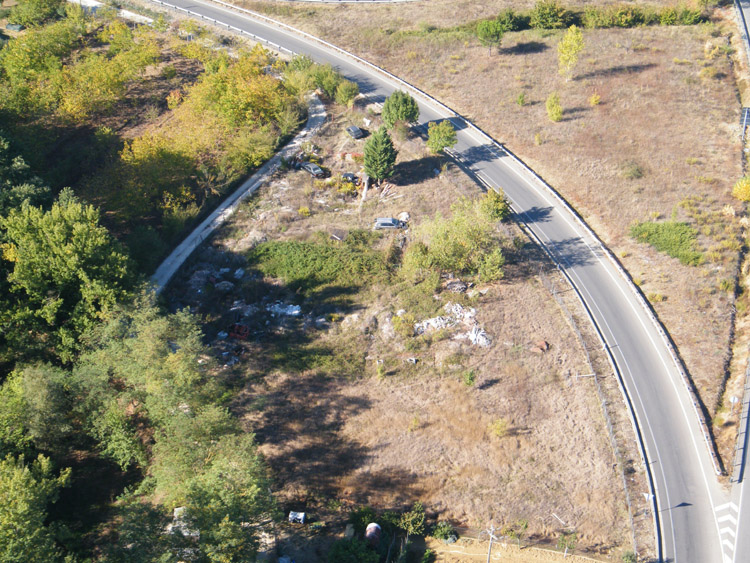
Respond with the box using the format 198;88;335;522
462;370;475;387
392;312;416;338
620;160;644;180
630;221;703;266
126;226;167;273
313;63;342;98
530;0;569;29
678;6;704;25
8;0;64;27
490;418;509;437
733;177;750;201
335;79;359;108
408;198;500;276
546;92;563;122
432;521;457;540
478;248;506;282
580;4;705;29
382;90;419;128
328;538;379;563
349;506;377;535
337;180;358;196
496;8;527;32
480;189;511;221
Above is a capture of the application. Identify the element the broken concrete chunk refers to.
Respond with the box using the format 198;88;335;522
445;280;468;293
267;302;302;316
215;281;235;292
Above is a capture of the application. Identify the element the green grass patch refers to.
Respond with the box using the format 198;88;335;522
247;235;388;294
270;342;365;377
630;221;703;266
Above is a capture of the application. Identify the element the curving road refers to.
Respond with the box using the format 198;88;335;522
147;1;740;560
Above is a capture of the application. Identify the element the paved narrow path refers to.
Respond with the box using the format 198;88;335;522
148;2;737;560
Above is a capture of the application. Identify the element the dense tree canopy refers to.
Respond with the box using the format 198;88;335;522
1;190;134;362
0;454;70;562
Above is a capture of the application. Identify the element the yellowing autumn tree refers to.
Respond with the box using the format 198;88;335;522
558;25;584;80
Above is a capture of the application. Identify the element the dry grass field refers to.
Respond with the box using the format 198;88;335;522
164;101;647;559
234;0;747;468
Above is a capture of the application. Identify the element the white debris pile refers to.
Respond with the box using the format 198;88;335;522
414;315;455;334
414;302;491;347
456;325;492;347
267;302;302;316
444;302;476;321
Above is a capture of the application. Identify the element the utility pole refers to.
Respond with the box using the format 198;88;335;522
483;524;498;563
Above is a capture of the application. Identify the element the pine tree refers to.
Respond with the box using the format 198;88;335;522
364;126;398;184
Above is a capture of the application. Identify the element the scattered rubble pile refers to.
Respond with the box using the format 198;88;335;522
412;302;492;348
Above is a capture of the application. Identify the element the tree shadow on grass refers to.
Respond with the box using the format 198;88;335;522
561;106;589;121
500;41;549;55
245;371;428;505
247;373;371;491
575;62;656;81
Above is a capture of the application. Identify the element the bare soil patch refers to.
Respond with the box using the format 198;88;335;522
165;102;640;559
235;0;746;468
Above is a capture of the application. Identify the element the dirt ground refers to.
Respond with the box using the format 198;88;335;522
165;101;643;558
235;0;746;472
424;536;616;562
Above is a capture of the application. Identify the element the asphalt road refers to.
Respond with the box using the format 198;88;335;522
147;1;736;560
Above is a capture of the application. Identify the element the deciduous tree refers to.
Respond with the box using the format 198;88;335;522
476;19;504;54
0;454;70;562
1;189;133;362
558;25;584;80
382;90;419;128
427;120;457;154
